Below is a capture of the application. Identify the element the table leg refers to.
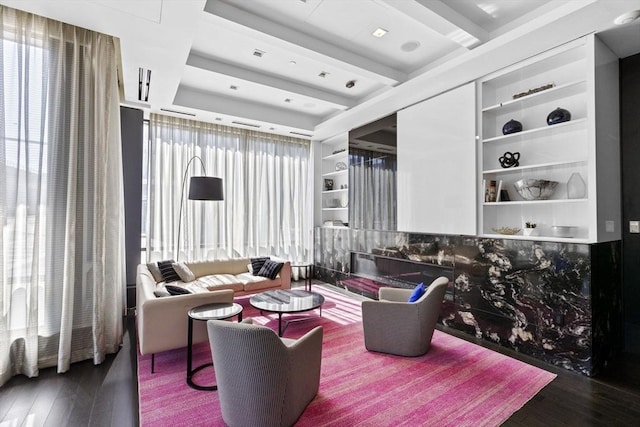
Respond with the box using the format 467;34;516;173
278;313;283;336
187;316;216;391
306;265;312;291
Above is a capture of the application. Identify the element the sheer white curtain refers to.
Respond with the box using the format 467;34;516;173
146;114;312;263
349;148;397;230
0;6;125;387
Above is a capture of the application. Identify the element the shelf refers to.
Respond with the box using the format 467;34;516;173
482;118;587;143
322;150;347;160
481;233;589;243
323;169;348;177
482;80;586;113
322;188;348;194
322;207;348;211
483;198;587;206
482;159;587;175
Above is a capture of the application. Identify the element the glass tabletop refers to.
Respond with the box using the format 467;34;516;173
188;302;243;321
249;289;324;313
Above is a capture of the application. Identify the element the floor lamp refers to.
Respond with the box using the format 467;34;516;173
176;156;224;260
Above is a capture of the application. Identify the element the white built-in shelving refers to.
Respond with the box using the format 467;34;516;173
478;35;620;243
321;135;349;227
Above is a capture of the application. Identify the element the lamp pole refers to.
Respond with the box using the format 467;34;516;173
176;156;223;260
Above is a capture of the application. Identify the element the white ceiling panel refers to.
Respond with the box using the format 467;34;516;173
3;0;640;139
181;65;340;118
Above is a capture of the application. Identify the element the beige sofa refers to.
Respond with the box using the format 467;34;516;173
136;258;291;371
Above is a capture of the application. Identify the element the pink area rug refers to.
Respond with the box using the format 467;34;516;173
138;286;556;426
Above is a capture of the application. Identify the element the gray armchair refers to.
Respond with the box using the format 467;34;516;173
361;276;449;357
207;319;323;427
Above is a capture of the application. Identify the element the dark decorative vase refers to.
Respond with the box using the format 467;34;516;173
547;107;571;125
502;119;523;135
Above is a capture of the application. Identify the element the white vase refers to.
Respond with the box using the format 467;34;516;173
567;172;586;199
523;228;536;237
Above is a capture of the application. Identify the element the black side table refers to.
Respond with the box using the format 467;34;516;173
187;302;243;391
291;263;313;291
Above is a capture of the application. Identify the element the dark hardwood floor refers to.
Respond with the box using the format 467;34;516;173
0;316;138;427
1;282;639;426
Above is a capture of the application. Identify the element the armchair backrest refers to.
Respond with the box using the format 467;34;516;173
207;320;323;427
416;276;449;305
207;321;289;426
416;276;449;343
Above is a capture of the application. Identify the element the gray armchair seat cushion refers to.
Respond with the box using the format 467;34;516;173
207;319;323;427
361;276;449;357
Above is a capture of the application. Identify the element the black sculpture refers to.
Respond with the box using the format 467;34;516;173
499;151;520;168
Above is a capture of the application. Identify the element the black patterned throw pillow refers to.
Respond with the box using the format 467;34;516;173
157;259;181;283
165;285;192;295
250;257;270;276
257;260;284;280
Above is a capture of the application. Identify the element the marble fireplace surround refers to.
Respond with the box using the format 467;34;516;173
314;227;622;377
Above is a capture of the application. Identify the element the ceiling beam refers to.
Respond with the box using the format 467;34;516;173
379;0;487;48
186;53;353;110
173;85;319;131
203;0;405;86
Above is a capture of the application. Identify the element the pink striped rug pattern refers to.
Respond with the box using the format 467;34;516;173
138;286;556;426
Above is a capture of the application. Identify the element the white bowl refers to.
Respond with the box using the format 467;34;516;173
551;226;577;238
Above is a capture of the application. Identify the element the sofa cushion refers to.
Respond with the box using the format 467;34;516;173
242;276;283;293
153;288;171;297
173;261;196;282
146;262;164;283
187;259;251;277
257;260;284;280
158;260;181;283
250;257;270;276
196;274;245;292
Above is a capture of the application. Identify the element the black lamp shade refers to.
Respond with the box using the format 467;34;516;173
188;176;223;200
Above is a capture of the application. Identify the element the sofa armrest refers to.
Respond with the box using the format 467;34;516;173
138;288;234;355
279;261;292;289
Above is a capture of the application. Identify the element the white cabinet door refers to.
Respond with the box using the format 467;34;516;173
397;82;476;235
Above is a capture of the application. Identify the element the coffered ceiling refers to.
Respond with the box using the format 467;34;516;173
2;0;640;140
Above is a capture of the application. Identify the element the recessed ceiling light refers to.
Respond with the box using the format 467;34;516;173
372;27;388;38
289;60;297;66
401;41;420;52
284;98;292;103
230;85;238;90
253;49;265;57
319;71;329;78
615;10;640;25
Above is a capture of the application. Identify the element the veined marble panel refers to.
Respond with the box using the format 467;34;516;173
314;227;622;376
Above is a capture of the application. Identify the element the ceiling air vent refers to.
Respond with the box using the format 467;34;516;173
290;131;313;137
232;121;261;128
160;108;195;117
